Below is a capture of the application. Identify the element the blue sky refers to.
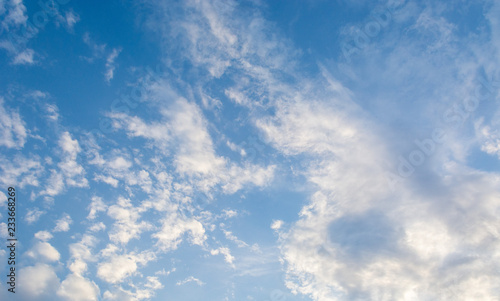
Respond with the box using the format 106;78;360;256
0;0;500;300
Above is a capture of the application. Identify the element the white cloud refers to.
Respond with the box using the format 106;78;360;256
102;279;163;301
18;264;60;299
57;274;100;301
97;256;137;283
82;32;106;61
139;1;500;300
107;196;151;245
155;267;175;276
87;196;107;220
94;174;119;187
45;103;59;121
102;289;136;301
152;213;206;251
475;118;500;159
222;229;248;248
211;247;235;267
59;131;81;155
110;96;275;194
82;33;122;83
89;222;106;232
176;276;205;286
270;220;284;230
0;97;27;148
63;10;80;30
226;140;246;156
105;47;121;83
53;213;72;232
107;156;132;170
222;209;238;218
0;1;495;300
34;230;53;241
40;169;64;196
68;234;97;275
26;241;60;262
144;276;163;290
57;131;88;188
0;222;7;238
97;251;155;284
0;191;6;207
2;0;27;29
25;207;45;224
12;48;35;65
0;154;43;188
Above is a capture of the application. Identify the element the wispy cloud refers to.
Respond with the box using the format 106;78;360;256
82;33;121;83
0;97;27;148
176;276;205;286
3;1;500;300
105;47;121;83
141;0;500;299
12;47;35;64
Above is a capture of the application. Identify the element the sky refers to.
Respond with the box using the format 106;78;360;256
0;0;500;300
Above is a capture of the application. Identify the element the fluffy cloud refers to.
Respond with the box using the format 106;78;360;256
110;96;275;194
53;213;72;232
153;213;206;251
57;274;100;301
0;97;27;148
107;197;151;245
68;234;97;275
25;207;45;224
18;264;60;299
26;241;61;262
97;256;137;284
41;169;64;196
58;131;88;188
0;154;43;188
87;196;107;220
97;251;155;284
34;230;53;241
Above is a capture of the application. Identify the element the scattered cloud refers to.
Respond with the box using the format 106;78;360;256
1;0;28;30
3;1;500;300
270;220;283;230
12;48;35;64
153;213;206;251
107;196;152;245
57;274;100;301
176;276;205;286
87;196;107;220
17;264;60;300
105;48;121;83
58;131;88;188
82;33;122;83
25;207;46;224
53;213;72;232
211;246;235;267
34;230;54;241
26;241;61;262
0;97;27;148
97;251;155;284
